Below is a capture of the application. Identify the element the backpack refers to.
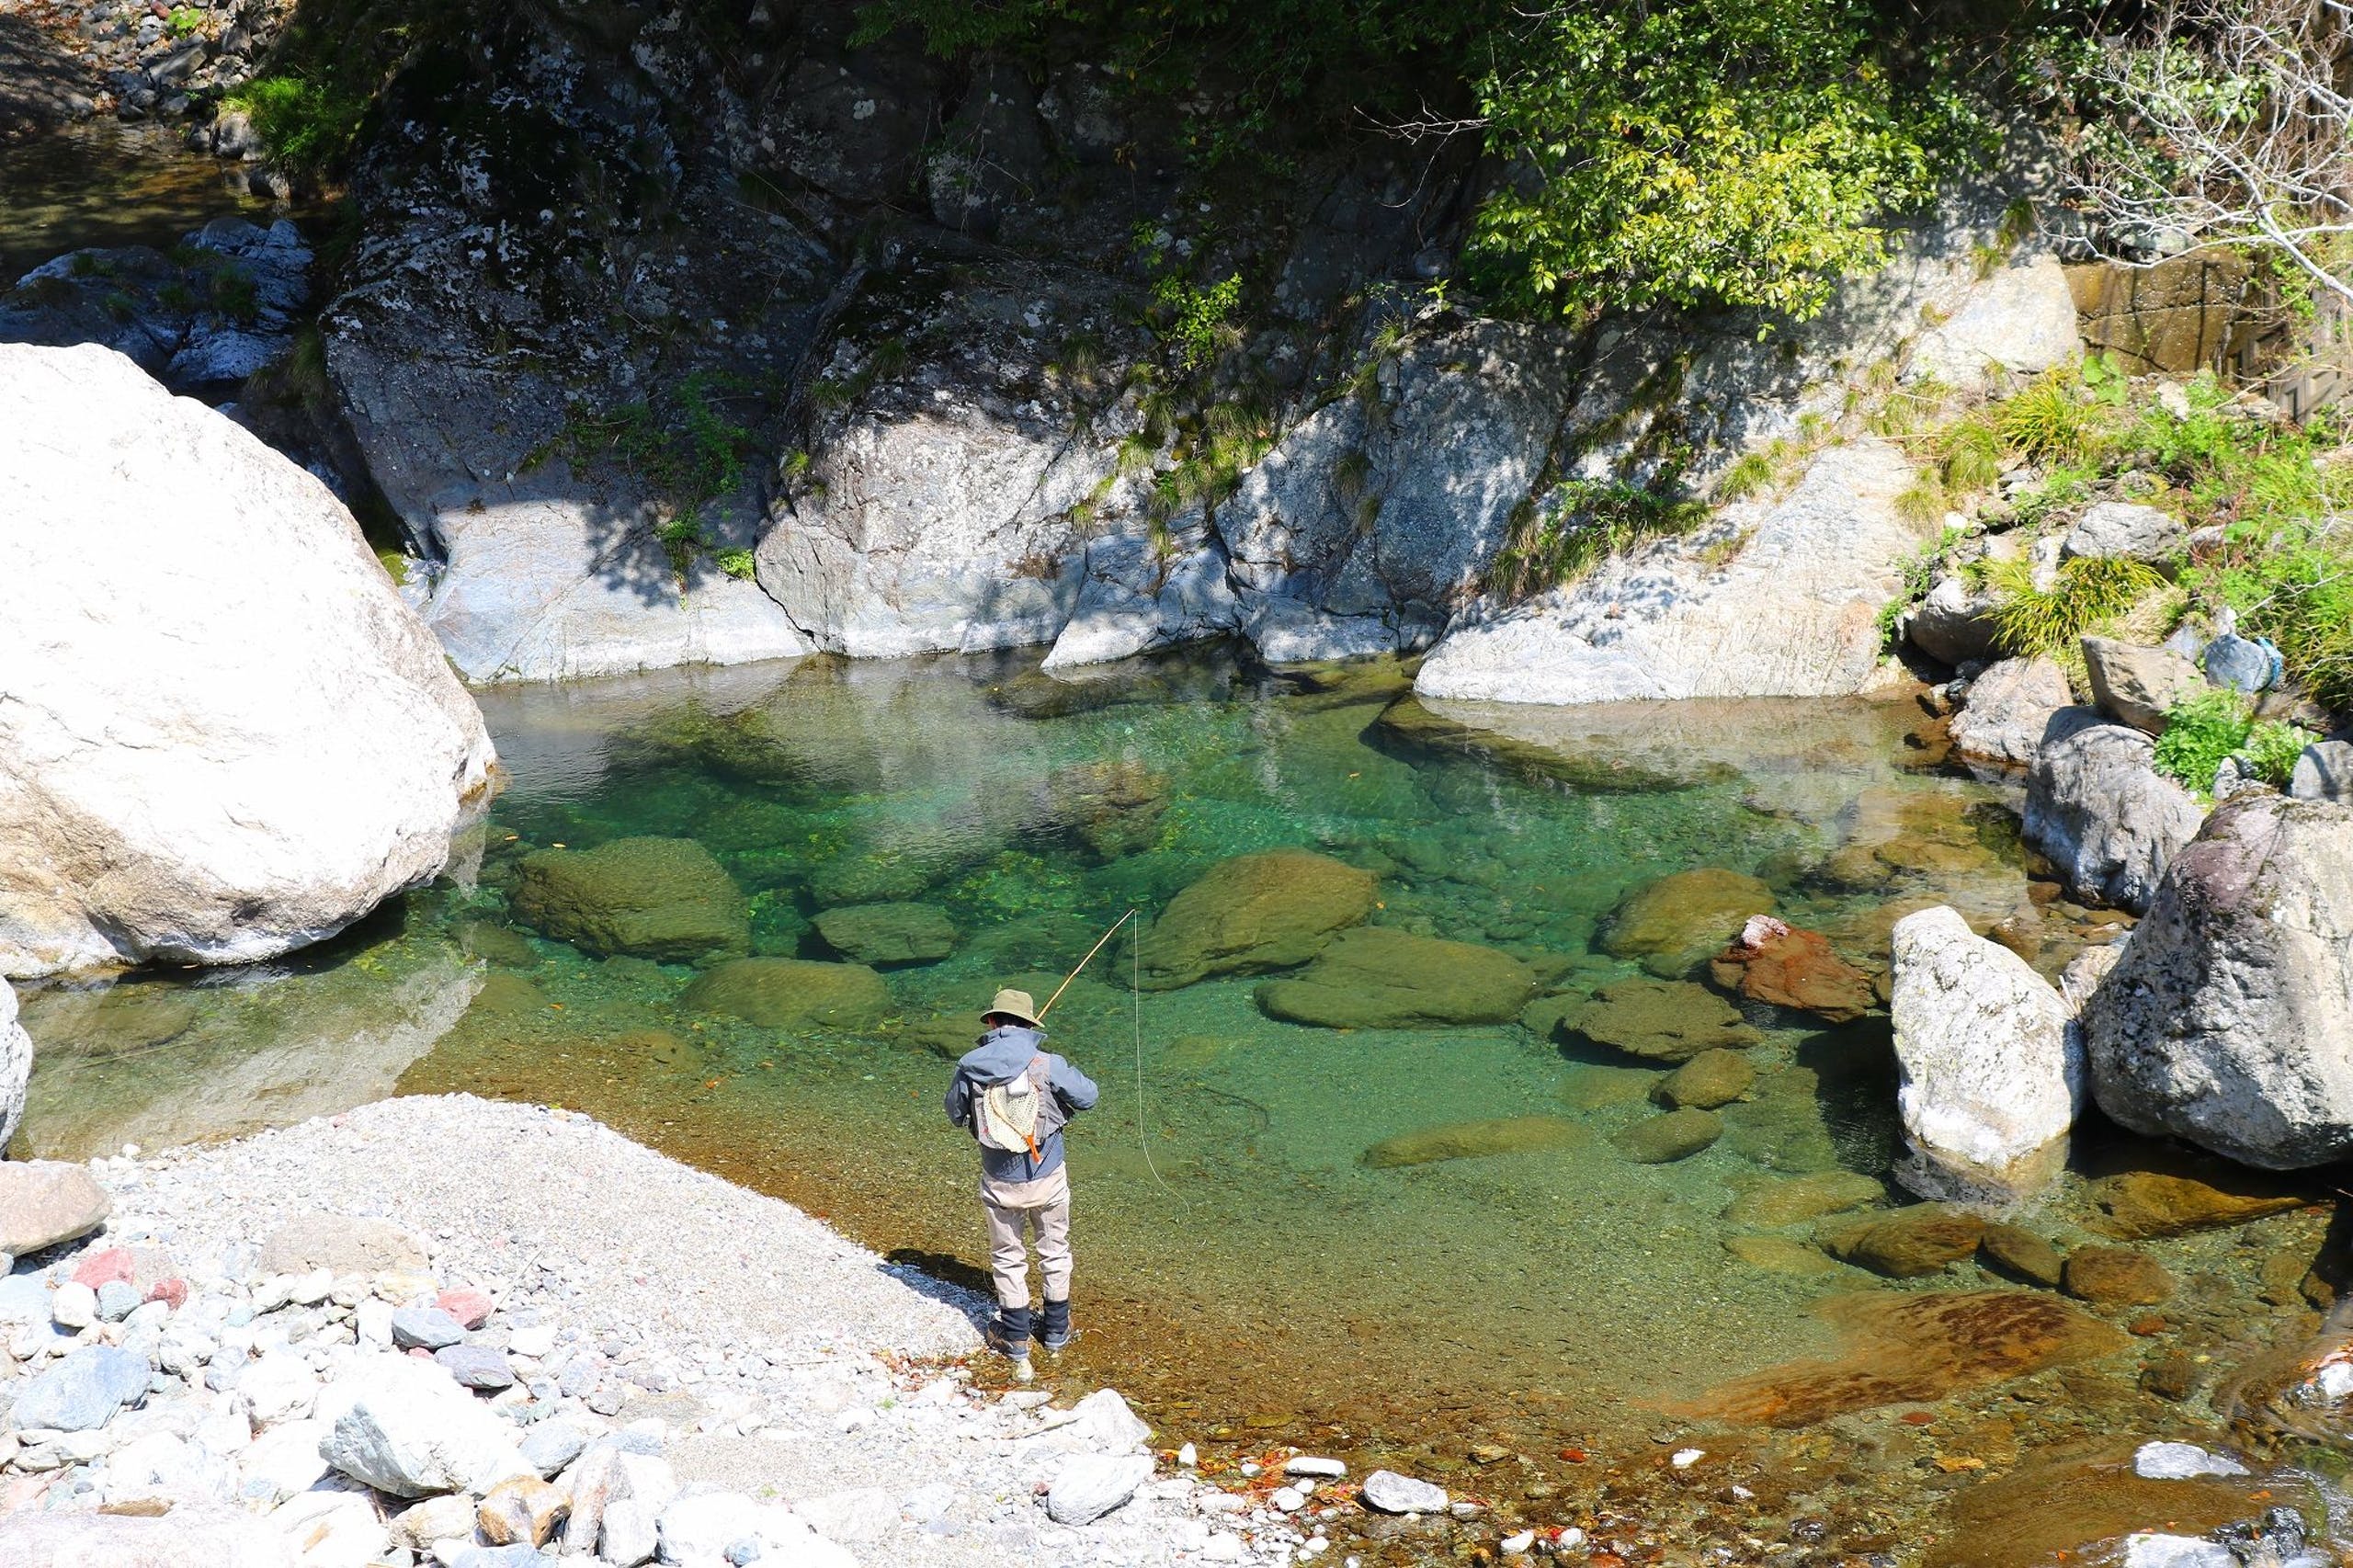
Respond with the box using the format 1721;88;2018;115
974;1056;1050;1158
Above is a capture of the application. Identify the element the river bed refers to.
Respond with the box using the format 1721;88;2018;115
15;648;2346;1562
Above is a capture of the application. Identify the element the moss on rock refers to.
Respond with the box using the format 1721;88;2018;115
509;837;749;964
1256;927;1536;1028
1135;849;1376;990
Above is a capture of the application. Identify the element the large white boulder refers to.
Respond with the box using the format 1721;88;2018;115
2024;711;2206;913
0;1507;299;1567
318;1354;526;1497
0;343;500;978
1415;440;1930;704
654;1491;855;1568
2085;793;2353;1168
1;979;28;1148
1890;906;2081;1202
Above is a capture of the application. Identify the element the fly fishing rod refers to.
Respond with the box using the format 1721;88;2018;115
1038;908;1178;1198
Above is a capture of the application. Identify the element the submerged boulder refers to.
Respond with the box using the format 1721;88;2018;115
2086;1171;2305;1241
2024;711;2205;914
1889;906;2080;1204
2084;793;2353;1169
681;959;894;1031
1362;1115;1586;1168
1565;979;1762;1063
1600;869;1777;979
1611;1107;1724;1164
1134;850;1376;989
1708;916;1875;1024
1256;927;1535;1028
1654;1048;1756;1109
0;343;498;978
812;903;959;967
1819;1205;1987;1278
508;838;749;965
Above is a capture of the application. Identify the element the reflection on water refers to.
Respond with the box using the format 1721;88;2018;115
18;648;2347;1557
0;119;290;279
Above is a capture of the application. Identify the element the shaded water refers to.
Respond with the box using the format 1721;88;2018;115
18;650;2347;1559
0;119;289;278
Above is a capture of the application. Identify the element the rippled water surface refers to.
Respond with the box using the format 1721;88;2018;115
20;650;2347;1560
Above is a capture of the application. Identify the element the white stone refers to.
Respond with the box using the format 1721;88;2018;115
1502;1530;1537;1555
268;1483;386;1568
655;1491;854;1568
51;1281;97;1331
317;1354;527;1497
239;1417;335;1503
2123;1535;2237;1568
1282;1456;1347;1479
1360;1470;1449;1515
1272;1486;1306;1512
1069;1387;1151;1452
355;1299;394;1348
241;1353;322;1426
0;343;499;979
2133;1441;2249;1481
0;1507;300;1566
1415;441;1931;705
793;1486;895;1543
506;1322;556;1358
1891;906;2080;1202
599;1496;661;1568
1670;1449;1705;1469
103;1428;236;1509
0;980;27;1147
1046;1452;1155;1525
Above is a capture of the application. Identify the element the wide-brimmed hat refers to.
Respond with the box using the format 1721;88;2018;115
984;987;1040;1028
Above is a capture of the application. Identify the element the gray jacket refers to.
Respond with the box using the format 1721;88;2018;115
944;1024;1099;1183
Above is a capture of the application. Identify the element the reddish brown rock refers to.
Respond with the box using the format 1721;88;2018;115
1709;915;1877;1024
2063;1245;2176;1306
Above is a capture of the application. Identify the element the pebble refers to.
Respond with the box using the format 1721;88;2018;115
391;1304;467;1350
51;1281;97;1330
2132;1441;2250;1481
436;1343;517;1390
1283;1456;1347;1478
95;1279;142;1323
1502;1529;1537;1555
1361;1470;1449;1515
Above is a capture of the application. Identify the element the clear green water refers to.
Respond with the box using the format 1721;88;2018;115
0;119;289;280
18;650;2342;1559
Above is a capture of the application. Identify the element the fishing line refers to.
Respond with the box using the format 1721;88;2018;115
1039;907;1178;1200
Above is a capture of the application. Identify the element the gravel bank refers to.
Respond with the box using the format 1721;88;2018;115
0;1095;1338;1567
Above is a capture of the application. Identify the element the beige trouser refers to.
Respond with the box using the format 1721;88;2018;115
980;1165;1073;1310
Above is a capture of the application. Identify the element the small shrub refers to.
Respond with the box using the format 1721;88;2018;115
1153;272;1242;375
2152;688;2252;796
1487;479;1709;599
1715;450;1777;503
2242;719;2321;788
1995;375;2103;467
1939;417;2005;493
1894;472;1948;527
1982;554;2164;659
715;548;757;581
226;75;368;176
167;5;204;36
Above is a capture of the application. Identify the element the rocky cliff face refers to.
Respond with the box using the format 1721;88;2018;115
14;0;2085;691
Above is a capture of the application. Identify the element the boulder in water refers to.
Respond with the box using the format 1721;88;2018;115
2024;711;2204;914
1819;1205;1986;1278
1950;657;2073;768
1708;916;1875;1024
1722;1171;1886;1229
1601;869;1776;979
1362;1116;1586;1168
0;343;498;978
1134;850;1376;989
1611;1107;1723;1163
681;959;893;1030
1256;927;1535;1028
509;838;750;965
2084;793;2353;1168
1564;979;1761;1063
2063;1245;2176;1306
813;903;959;967
1653;1049;1756;1109
1890;906;2080;1204
2086;1171;2307;1240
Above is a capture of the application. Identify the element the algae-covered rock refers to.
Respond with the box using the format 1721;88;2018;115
509;837;748;964
1723;1170;1888;1229
2086;1171;2307;1241
456;920;538;967
1565;979;1762;1063
1980;1222;2065;1288
1600;869;1776;978
1611;1107;1723;1164
1362;1115;1586;1168
2063;1245;2176;1306
1135;850;1376;989
1819;1205;1986;1278
1653;1049;1757;1109
813;903;959;967
1724;1234;1839;1276
1256;927;1535;1028
680;958;892;1030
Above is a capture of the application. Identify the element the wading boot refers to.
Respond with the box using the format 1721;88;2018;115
1040;1297;1078;1354
986;1305;1033;1381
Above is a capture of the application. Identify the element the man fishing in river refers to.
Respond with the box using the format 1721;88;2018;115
945;985;1100;1374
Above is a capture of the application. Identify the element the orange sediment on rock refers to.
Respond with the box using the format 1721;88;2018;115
1679;1290;2130;1428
